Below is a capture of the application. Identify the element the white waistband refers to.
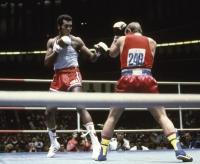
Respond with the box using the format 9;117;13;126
121;68;151;76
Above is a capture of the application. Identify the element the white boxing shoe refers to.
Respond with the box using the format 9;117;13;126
47;140;60;158
91;143;101;160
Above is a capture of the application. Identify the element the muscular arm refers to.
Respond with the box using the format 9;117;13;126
81;45;98;62
72;36;98;62
109;36;125;58
44;38;58;67
148;37;157;57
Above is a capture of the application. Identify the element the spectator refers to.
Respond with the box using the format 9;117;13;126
130;138;149;151
34;137;44;152
181;132;200;149
66;132;79;152
28;137;37;152
79;135;92;151
109;132;130;151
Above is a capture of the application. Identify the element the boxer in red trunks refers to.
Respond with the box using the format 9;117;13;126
96;21;193;162
44;14;101;159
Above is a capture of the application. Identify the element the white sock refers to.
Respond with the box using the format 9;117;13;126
47;128;58;145
84;122;100;146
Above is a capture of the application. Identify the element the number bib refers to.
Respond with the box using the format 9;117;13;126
127;48;146;67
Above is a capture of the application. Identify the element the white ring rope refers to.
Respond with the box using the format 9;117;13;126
1;77;200;85
0;79;200;134
1;106;200;111
0;91;200;108
0;128;200;134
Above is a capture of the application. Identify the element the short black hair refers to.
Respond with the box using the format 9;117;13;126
57;14;72;26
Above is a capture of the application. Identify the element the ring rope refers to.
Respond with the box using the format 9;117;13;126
0;91;200;108
0;128;200;134
1;80;200;134
0;106;200;111
1;77;200;85
1;92;200;134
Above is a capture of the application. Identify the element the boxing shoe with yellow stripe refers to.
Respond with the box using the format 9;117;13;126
175;150;193;162
167;132;193;162
95;138;109;161
96;146;107;161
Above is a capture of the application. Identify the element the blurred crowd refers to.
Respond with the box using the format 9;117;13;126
0;110;200;153
0;130;200;153
0;132;92;153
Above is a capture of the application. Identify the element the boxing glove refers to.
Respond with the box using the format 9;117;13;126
61;36;71;45
57;35;72;47
113;21;127;36
53;41;62;53
94;42;109;52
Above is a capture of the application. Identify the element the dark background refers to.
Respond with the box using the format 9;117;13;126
0;0;200;81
